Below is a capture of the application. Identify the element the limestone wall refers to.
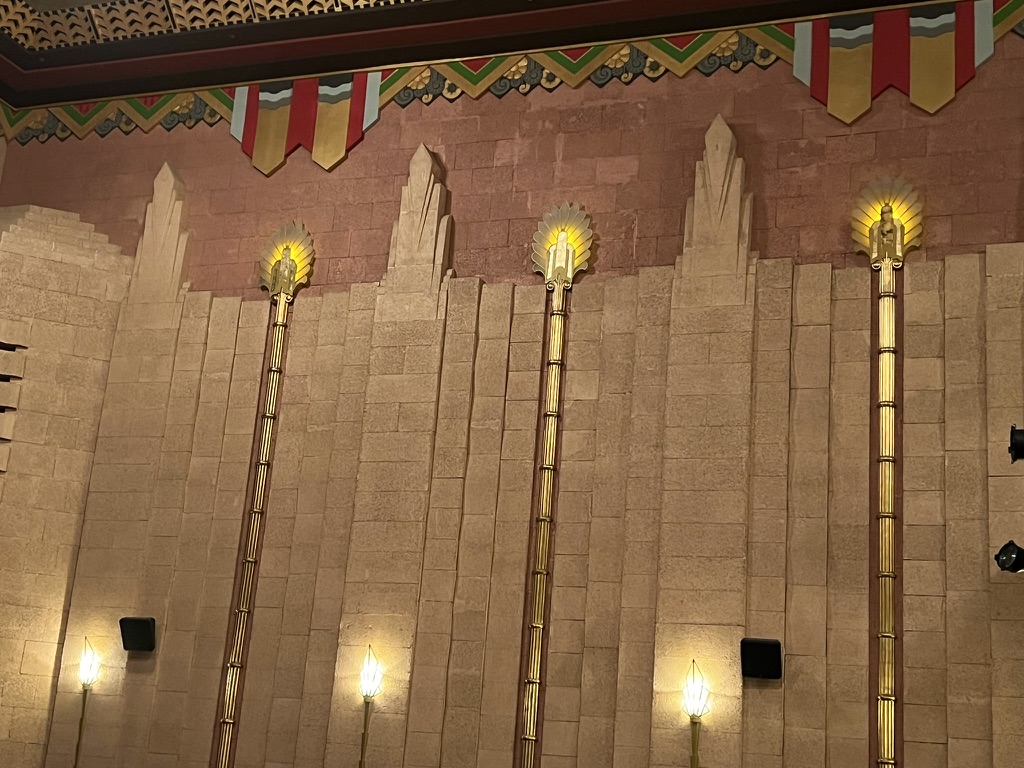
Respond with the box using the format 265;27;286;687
3;124;1024;768
0;205;130;767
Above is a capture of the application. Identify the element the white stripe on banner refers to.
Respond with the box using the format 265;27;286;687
363;71;383;129
908;13;956;31
319;82;353;99
976;0;995;66
828;23;874;41
229;85;248;142
258;88;292;105
793;21;813;86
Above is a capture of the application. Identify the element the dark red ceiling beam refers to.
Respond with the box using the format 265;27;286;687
0;0;939;108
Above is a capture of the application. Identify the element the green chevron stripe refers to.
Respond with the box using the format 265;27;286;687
444;57;508;84
2;105;31;127
648;33;718;62
995;0;1024;25
123;94;177;119
757;24;795;51
381;67;412;94
207;89;234;110
542;45;609;72
55;103;112;127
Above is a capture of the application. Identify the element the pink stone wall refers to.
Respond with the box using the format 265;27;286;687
3;35;1024;297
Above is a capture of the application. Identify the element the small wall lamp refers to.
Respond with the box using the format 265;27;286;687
681;659;711;768
358;645;384;768
74;638;101;767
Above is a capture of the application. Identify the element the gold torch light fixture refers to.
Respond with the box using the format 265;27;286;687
517;203;593;768
682;659;711;768
358;645;384;768
79;637;100;690
852;177;921;768
211;221;315;768
74;638;101;768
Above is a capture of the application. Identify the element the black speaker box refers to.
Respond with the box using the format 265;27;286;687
119;617;157;652
741;637;782;680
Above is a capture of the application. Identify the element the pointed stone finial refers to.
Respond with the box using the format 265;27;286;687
378;145;453;321
128;163;189;304
679;115;753;284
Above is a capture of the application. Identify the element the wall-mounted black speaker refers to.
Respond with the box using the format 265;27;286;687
119;617;157;652
741;637;782;680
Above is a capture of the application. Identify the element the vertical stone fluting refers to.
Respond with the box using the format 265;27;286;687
741;257;792;767
984;244;1024;768
941;254;990;767
476;284;535;768
613;266;671;768
902;262;948;763
782;262;830;765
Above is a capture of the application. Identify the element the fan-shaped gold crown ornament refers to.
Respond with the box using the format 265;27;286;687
259;221;315;299
532;202;593;286
851;177;923;268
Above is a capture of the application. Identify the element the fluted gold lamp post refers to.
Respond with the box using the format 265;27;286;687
853;179;921;768
74;638;101;768
517;203;593;768
212;222;314;768
358;645;384;768
682;660;711;768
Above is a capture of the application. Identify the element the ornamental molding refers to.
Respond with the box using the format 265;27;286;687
1;0;428;50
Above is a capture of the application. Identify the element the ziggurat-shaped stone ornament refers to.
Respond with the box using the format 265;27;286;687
677;114;755;306
129;163;189;306
377;144;454;322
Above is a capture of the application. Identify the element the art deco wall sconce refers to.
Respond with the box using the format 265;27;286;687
358;645;385;768
74;638;101;767
682;659;711;768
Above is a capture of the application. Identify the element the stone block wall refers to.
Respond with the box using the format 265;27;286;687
0;205;130;767
2;77;1024;768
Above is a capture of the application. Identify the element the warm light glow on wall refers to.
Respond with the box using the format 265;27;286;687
359;645;384;700
682;659;711;720
850;176;923;255
79;638;100;689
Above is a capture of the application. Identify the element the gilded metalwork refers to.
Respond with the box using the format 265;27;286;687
212;223;314;768
258;221;315;298
3;0;429;49
518;203;592;768
853;180;921;768
531;202;593;284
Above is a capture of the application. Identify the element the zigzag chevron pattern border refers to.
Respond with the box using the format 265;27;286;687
4;0;1024;148
0;32;777;145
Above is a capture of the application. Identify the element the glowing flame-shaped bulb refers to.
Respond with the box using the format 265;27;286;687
359;645;384;700
79;638;100;689
682;659;710;720
547;229;575;280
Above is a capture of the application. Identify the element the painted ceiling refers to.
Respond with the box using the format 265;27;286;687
0;0;967;108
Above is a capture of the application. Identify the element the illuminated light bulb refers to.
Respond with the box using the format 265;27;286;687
79;638;100;689
547;229;575;278
359;645;384;700
682;659;711;720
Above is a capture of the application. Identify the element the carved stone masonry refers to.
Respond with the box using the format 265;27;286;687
678;114;755;304
376;144;454;322
129;163;189;306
